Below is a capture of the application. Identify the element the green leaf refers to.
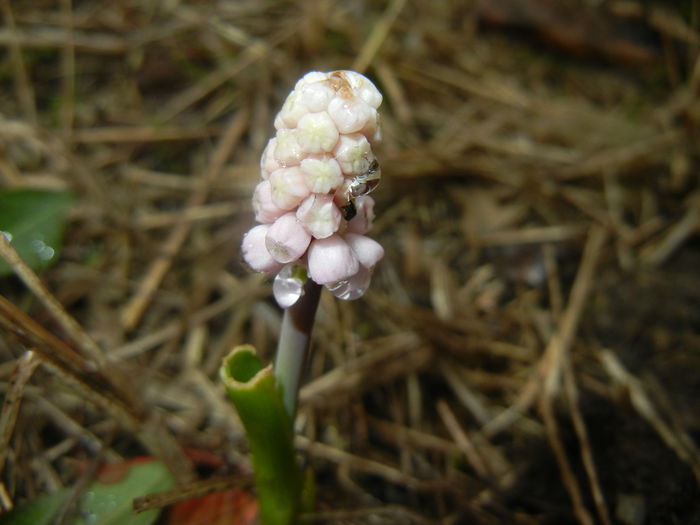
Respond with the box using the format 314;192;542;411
0;189;74;276
220;345;302;525
0;460;176;525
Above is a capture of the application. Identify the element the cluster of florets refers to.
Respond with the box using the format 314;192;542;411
241;71;384;305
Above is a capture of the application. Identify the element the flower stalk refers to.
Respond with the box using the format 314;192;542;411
274;277;322;419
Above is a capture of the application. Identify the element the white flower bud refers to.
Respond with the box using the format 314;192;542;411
279;90;307;129
295;71;329;90
296;111;339;154
266;213;311;264
327;96;374;134
333;133;373;176
300;156;344;194
269;167;310;210
308;234;359;284
252;180;286;224
296;194;342;239
299;82;335;112
339;70;383;108
344;233;384;269
274;129;303;166
260;138;282;178
242;225;284;274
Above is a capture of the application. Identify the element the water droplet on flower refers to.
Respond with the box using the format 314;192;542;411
326;266;372;300
1;231;12;242
273;264;306;308
347;159;381;198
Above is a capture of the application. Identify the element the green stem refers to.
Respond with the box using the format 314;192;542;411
220;345;301;525
274;279;322;419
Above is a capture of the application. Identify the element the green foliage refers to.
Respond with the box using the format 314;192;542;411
0;189;74;276
0;460;175;525
221;345;302;525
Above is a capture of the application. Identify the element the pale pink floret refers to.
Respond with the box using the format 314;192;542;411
346;196;376;235
299;82;335;112
265;213;311;264
274;129;303;166
344;233;384;268
327;96;374;134
296;194;342;239
295;71;329;90
296;112;339;154
300;156;344;194
333;133;373;176
269;167;310;210
273;113;286;131
338;70;383;108
360;109;381;144
260;138;282;178
307;234;359;285
279;90;308;129
242;225;284;274
252;180;286;224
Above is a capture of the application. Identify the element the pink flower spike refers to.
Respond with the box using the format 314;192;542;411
344;233;384;268
269;166;310;210
241;225;284;274
346;196;376;234
252;180;285;224
265;213;312;264
307;234;359;285
296;194;342;239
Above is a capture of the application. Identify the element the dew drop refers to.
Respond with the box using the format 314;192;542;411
273;264;306;308
1;231;12;242
326;266;372;300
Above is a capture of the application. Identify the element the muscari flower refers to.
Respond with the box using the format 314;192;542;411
242;70;384;307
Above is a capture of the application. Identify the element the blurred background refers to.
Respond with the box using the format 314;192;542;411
1;0;699;523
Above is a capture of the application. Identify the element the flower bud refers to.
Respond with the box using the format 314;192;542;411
242;225;284;273
300;156;343;194
296;194;342;239
308;234;359;284
269;166;310;210
265;213;311;264
296;112;339;154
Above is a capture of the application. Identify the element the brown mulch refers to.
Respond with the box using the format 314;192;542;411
1;1;699;523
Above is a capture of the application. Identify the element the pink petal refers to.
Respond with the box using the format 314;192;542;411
241;225;283;274
265;213;311;264
307;234;359;285
343;233;384;268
